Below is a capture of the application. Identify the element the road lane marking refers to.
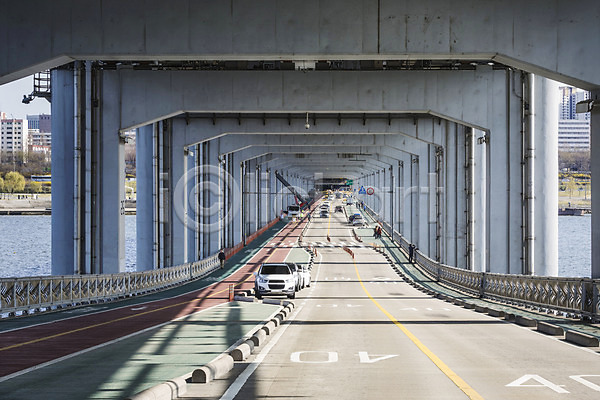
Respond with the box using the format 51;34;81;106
506;375;569;393
352;256;485;400
219;305;303;400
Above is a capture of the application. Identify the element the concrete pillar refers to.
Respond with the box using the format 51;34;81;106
208;145;221;254
418;147;430;254
533;75;559;276
473;129;487;272
98;71;126;274
51;67;75;275
410;155;419;245
396;159;404;235
170;119;188;265
508;70;526;274
232;155;243;246
456;125;468;269
444;123;458;266
591;90;600;279
136;124;154;270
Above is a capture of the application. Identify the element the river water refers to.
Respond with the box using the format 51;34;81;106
0;215;593;278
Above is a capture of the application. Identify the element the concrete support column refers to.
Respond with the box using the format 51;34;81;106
170;119;188;265
473;129;487;272
51;67;75;275
418;147;430;254
208;145;221;254
591;90;600;279
97;71;125;274
248;161;257;233
136;124;154;270
231;155;243;246
444;122;458;266
396;160;404;235
456;126;468;269
410;155;419;245
533;75;559;276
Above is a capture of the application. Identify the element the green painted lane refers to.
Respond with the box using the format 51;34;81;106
0;301;281;400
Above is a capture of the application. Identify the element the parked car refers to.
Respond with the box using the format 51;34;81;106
254;263;297;299
286;262;303;291
296;263;311;288
348;213;361;223
352;215;365;226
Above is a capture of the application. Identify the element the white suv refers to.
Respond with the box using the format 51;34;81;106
254;263;297;299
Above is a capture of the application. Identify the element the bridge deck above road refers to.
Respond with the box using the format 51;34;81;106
1;199;599;399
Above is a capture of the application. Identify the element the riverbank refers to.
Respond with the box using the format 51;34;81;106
0;196;136;215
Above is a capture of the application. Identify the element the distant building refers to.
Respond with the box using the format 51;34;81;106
558;87;590;151
39;114;51;133
1;117;29;157
27;114;40;130
28;128;52;147
558;119;590;151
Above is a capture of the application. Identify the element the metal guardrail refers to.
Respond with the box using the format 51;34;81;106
363;205;600;321
0;254;221;318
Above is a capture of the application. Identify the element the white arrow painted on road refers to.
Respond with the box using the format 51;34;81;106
358;352;398;363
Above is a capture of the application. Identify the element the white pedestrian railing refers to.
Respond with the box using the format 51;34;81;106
363;206;600;321
0;254;221;318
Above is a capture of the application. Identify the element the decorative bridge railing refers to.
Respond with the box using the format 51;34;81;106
363;206;600;321
0;254;221;318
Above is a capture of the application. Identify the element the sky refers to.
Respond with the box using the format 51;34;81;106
0;76;51;119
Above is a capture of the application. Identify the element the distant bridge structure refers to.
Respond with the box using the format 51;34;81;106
1;0;599;279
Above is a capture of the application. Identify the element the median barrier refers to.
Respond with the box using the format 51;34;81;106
125;376;187;400
474;305;489;313
250;328;267;347
537;321;564;336
565;330;600;347
487;309;505;318
191;354;234;383
262;320;277;335
515;315;537;327
231;340;254;361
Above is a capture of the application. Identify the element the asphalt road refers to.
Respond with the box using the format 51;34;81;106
184;200;600;400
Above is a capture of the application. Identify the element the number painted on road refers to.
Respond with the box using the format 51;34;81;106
290;351;398;364
291;351;338;363
315;304;363;308
358;352;398;363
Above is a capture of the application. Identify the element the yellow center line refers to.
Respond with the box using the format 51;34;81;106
352;256;485;400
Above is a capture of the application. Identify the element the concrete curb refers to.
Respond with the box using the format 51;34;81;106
565;330;600;347
250;328;267;347
537;321;564;336
191;354;234;383
487;309;505;318
231;340;255;361
125;377;187;400
515;315;537;327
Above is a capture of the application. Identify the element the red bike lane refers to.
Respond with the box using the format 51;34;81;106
0;219;307;378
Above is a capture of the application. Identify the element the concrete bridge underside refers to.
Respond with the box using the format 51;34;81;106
50;66;561;278
1;0;598;278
